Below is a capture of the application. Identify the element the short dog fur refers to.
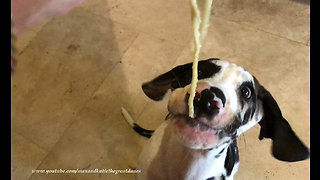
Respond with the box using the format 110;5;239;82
123;58;309;180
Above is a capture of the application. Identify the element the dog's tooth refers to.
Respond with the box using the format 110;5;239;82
215;129;220;135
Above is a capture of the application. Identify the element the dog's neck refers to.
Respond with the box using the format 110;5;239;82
153;122;231;179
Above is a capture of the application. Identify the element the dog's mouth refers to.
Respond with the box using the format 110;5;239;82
167;83;239;149
171;114;221;149
170;113;240;149
181;115;219;132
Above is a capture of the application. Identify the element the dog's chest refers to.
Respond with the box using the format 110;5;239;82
165;148;229;180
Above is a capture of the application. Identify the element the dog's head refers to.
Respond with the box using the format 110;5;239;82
142;58;309;162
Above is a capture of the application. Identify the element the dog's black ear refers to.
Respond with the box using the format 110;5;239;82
142;58;221;101
141;62;193;101
257;84;309;162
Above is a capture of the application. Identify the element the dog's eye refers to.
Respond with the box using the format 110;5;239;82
240;86;251;99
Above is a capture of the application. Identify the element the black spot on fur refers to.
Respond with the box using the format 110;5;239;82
215;147;226;158
206;177;215;180
210;87;226;107
224;140;239;176
218;117;241;139
243;109;251;125
242;104;257;125
220;175;226;180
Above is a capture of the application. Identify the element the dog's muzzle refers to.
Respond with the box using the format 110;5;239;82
187;86;226;118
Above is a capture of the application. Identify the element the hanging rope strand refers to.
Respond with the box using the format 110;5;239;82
188;0;202;118
188;0;214;118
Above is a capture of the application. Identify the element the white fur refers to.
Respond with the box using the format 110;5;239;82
137;119;236;180
135;60;263;180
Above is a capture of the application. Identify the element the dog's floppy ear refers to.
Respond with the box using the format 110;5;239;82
256;82;309;162
142;58;221;101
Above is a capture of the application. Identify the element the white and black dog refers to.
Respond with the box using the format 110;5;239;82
122;58;309;180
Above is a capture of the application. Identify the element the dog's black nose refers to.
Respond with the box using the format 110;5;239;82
192;87;225;117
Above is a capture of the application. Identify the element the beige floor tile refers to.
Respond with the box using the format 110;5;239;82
134;97;169;130
213;0;310;44
13;20;49;55
29;108;145;180
85;32;184;119
78;0;110;19
11;132;48;180
81;0;193;46
12;0;309;179
12;7;139;151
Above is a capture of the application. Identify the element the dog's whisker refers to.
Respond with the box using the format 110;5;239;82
177;79;182;88
242;134;247;150
180;148;192;167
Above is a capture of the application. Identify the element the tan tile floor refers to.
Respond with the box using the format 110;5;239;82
12;0;310;179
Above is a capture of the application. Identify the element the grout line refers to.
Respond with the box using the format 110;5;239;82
16;19;52;56
120;31;141;61
81;31;141;123
12;131;49;180
80;4;308;48
26;12;142;174
11;130;48;153
132;41;187;126
109;16;189;48
80;6;190;48
85;31;141;104
213;15;309;47
28;107;85;180
81;5;195;50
